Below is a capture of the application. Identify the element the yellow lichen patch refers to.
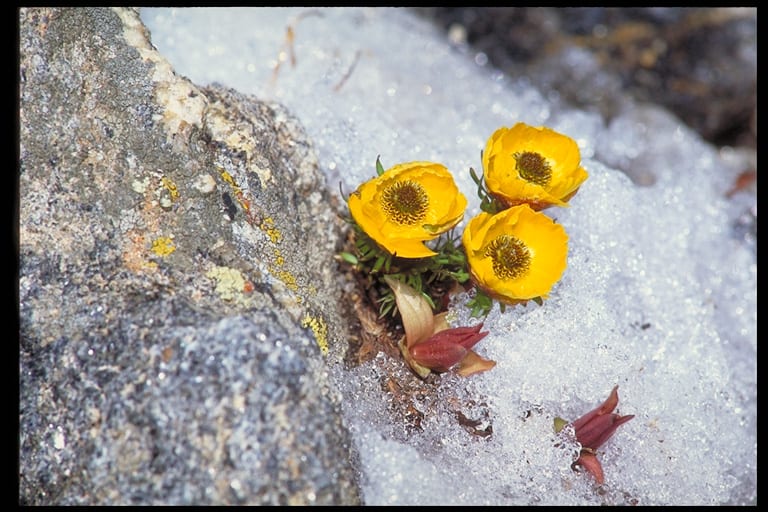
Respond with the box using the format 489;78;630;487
273;249;285;266
161;176;179;201
274;269;299;293
261;217;282;244
206;265;247;302
219;168;238;189
301;314;329;355
151;236;176;257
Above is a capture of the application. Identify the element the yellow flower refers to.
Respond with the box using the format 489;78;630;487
483;123;589;210
348;162;467;258
462;204;568;304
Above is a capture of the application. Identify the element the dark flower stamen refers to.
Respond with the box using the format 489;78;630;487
514;151;552;187
381;180;429;225
484;234;531;280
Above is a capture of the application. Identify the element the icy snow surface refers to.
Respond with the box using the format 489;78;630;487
141;7;756;505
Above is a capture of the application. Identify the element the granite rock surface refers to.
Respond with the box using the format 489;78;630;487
19;7;360;505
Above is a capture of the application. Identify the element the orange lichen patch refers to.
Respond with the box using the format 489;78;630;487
243;280;255;294
122;230;158;272
218;166;257;221
161;346;174;364
239;196;251;213
219;168;245;205
123;175;174;272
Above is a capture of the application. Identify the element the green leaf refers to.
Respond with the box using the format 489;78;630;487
406;273;423;292
469;166;482;186
421;292;436;311
372;255;386;273
452;271;469;283
480;195;504;215
339;252;358;265
467;290;494;318
376;155;385;176
379;300;394;318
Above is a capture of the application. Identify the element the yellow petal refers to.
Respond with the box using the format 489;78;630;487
462;205;568;303
382;236;438;258
348;161;467;257
481;123;588;210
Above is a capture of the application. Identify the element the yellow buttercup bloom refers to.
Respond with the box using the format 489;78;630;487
348;161;467;258
483;123;589;210
462;204;568;304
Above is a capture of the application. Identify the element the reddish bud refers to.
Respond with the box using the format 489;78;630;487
575;451;605;485
575;411;635;451
572;385;634;451
564;385;634;485
409;325;488;372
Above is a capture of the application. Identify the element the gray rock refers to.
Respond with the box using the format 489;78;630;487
19;7;360;505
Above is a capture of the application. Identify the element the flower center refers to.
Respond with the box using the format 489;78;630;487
514;151;552;187
380;180;429;225
484;234;531;280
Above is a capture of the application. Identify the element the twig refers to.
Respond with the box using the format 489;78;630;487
334;50;362;92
